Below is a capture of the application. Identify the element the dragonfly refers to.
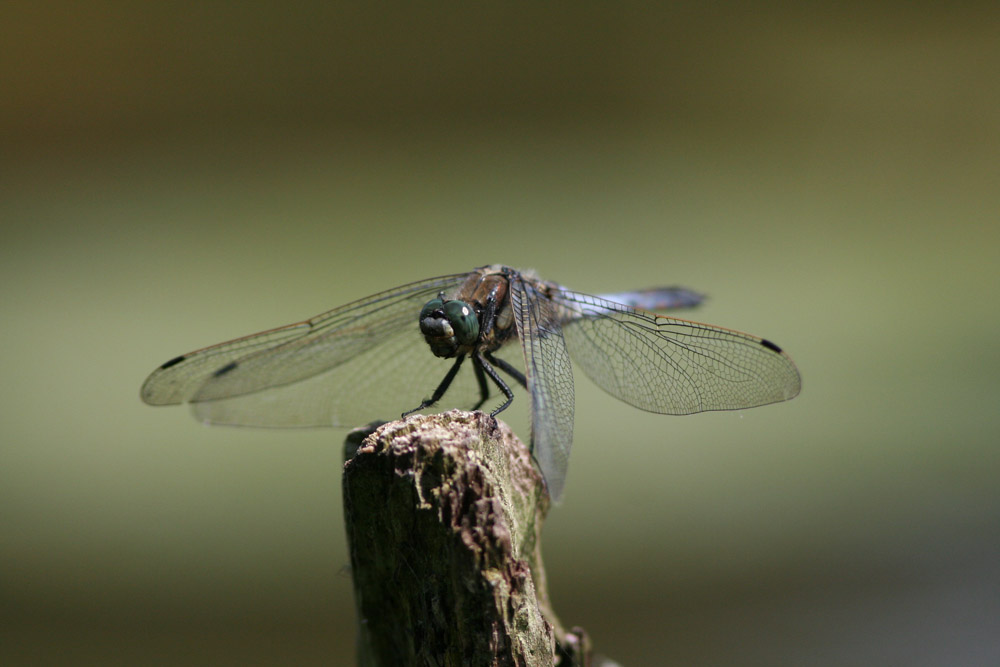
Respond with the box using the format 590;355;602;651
141;264;801;501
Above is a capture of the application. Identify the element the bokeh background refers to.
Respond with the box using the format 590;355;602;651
3;4;998;665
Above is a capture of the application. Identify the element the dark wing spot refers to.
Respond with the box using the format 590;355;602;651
760;338;783;354
213;361;239;377
159;355;187;370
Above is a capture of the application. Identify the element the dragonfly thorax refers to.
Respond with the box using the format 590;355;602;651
419;297;480;358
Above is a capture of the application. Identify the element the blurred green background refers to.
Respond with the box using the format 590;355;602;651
2;3;998;665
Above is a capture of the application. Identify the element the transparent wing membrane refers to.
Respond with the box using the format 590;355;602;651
142;274;471;424
510;275;576;502
555;290;801;415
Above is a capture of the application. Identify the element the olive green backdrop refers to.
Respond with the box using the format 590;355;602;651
2;4;998;665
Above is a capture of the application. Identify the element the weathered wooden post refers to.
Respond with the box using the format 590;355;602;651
342;410;599;666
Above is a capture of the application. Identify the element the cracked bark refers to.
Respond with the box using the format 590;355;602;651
342;410;599;667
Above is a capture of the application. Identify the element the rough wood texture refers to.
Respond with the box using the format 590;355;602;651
342;410;593;667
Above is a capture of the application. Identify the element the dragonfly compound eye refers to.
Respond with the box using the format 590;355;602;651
419;297;469;358
419;298;445;322
443;300;479;346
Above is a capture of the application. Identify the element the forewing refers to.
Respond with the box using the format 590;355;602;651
141;273;483;426
141;322;311;406
509;275;575;502
557;290;801;415
191;319;491;427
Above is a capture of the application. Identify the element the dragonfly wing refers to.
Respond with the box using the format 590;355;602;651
141;273;483;427
191;321;490;427
556;290;801;415
141;322;311;406
509;275;575;502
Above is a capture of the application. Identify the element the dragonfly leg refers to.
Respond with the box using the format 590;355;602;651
485;351;527;390
478;286;503;335
470;361;491;411
402;354;467;417
474;352;515;419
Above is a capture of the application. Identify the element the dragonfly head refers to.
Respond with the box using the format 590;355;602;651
419;296;480;358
